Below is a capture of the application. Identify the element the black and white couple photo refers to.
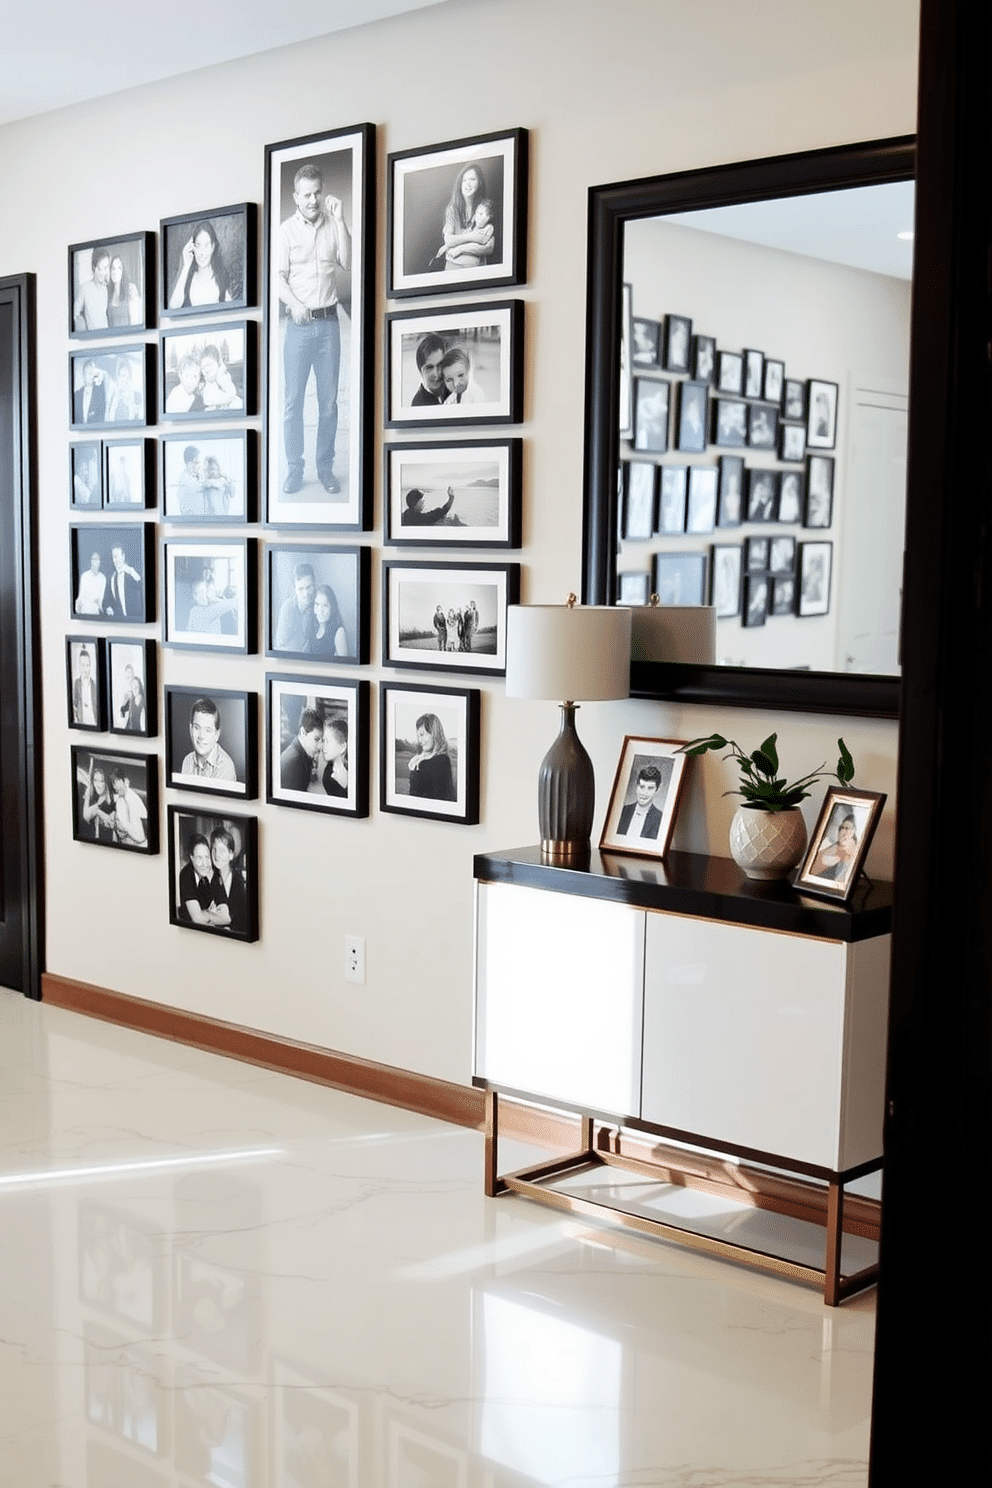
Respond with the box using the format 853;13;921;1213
266;545;367;664
267;677;367;818
71;524;151;623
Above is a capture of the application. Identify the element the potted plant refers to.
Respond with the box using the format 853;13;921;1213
680;732;855;879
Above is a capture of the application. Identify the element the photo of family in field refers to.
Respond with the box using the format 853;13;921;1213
386;439;519;546
386;302;521;426
385;563;517;674
161;325;249;418
380;683;479;824
267;677;366;817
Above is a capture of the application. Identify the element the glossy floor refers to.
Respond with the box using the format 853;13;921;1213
0;991;877;1487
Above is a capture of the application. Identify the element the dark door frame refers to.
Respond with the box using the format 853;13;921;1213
0;273;43;998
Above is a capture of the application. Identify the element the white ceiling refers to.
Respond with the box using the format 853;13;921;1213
0;0;456;127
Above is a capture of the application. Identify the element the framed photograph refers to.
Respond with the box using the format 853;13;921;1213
168;805;258;941
623;461;657;539
166;687;257;800
162;431;255;524
652;551;706;606
777;468;804;523
266;674;368;817
743;349;764;399
163;538;254;653
632;376;669;453
384;438;521;547
618;571;650;606
763;358;785;404
264;124;374;531
748;401;779;450
780;422;806;463
104;438;152;510
712;397;747;449
691;333;716;385
806;378;839;449
599;735;689;860
745;536;769;572
783;378;806;422
676;381;708;453
771;575;797;616
71;746;158;853
796;787;886;902
70;441;103;509
70;522;153;623
265;543;369;664
160;202;255;317
717;349;743;396
380;681;479;824
618;282;633;440
70;345;153;429
769;535;797;577
717;455;744;527
743;572;770;628
658;464;688;534
631;317;661;368
686;466;718;534
385;299;523;428
382;561;519;675
160;321;253;419
710;544;742;619
664;314;692;373
66;636;104;731
69;232;153;336
387;127;527;297
106;638;156;737
746;469;778;523
805;455;835;527
798;540;832;617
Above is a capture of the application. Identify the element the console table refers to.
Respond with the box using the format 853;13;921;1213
472;846;893;1305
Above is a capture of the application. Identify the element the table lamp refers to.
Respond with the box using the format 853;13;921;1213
505;595;631;863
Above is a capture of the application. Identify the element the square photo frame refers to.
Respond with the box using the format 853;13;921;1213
382;561;519;675
388;127;527;297
168;805;258;941
70;345;153;430
69;232;153;336
70;522;154;623
265;544;369;664
104;438;152;511
66;636;105;731
71;746;158;853
70;441;103;509
652;551;706;607
599;736;689;860
806;378;839;449
160;321;254;419
632;376;669;453
160;202;256;317
384;438;521;547
380;681;479;825
166;686;257;799
798;540;832;617
795;787;886;902
161;431;255;524
267;674;368;817
106;637;156;737
618;571;650;606
163;537;255;653
385;299;523;428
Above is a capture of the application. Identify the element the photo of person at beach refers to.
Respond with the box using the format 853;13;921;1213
386;440;519;545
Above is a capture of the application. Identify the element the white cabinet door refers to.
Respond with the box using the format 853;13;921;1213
475;883;644;1115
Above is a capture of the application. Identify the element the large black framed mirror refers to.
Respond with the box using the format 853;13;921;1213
582;136;914;718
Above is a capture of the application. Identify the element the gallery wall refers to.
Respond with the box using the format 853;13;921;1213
0;0;919;1085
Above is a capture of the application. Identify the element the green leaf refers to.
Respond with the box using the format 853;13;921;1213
751;749;778;778
837;737;855;784
758;734;779;772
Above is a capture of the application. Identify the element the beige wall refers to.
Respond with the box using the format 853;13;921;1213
0;0;919;1083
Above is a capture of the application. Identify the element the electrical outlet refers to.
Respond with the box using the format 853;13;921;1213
344;934;365;984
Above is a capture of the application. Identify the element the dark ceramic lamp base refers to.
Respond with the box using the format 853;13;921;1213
538;703;594;863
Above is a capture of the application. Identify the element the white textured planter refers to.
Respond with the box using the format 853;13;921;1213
729;805;808;880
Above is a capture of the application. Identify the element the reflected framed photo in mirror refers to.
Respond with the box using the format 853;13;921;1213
717;455;744;526
686;466;718;534
744;349;764;399
807;378;839;449
623;461;657;540
805;455;834;527
798;540;832;617
783;378;807;421
717;350;743;396
676;381;708;452
764;359;785;404
712;397;747;448
664;314;692;373
777;468;804;523
769;535;797;577
748;401;779;450
618;571;650;606
692;334;716;385
745;536;769;572
771;575;797;616
652;551;706;607
743;573;769;628
710;544;742;619
780;422;806;463
746;469;777;523
658;465;688;534
632;377;670;453
632;317;661;368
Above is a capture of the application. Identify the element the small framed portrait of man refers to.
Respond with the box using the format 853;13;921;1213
70;441;103;509
384;439;521;548
795;787;886;903
71;747;158;853
70;346;154;430
388;128;528;297
385;300;523;428
163;538;255;653
70;523;154;623
266;674;369;818
68;232;154;337
66;636;105;732
161;432;255;524
166;687;257;800
379;681;480;826
265;544;370;665
599;736;690;860
168;806;258;942
106;637;156;738
160;202;256;318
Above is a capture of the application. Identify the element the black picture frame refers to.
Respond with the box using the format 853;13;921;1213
710;544;742;619
716;455;744;527
266;673;368;817
783;378;807;422
658;465;688;534
651;552;707;607
264;123;375;532
70;522;154;623
664;314;692;373
66;636;105;731
763;358;785;405
805;455;835;527
382;561;519;676
161;431;256;525
69;232;154;337
160;321;254;420
106;637;156;738
166;686;257;800
71;746;158;853
798;540;833;616
712;397;747;448
265;543;369;665
623;462;657;539
387;127;528;298
748;401;779;450
744;348;764;399
632;376;670;453
168;805;258;942
70;345;154;430
743;573;770;628
675;382;708;453
379;681;480;825
769;535;797;577
160;202;256;318
746;469;778;523
716;349;743;396
686;466;718;534
807;378;839;449
70;441;103;510
779;422;806;463
618;571;650;606
385;299;523;429
691;334;716;385
777;468;805;523
631;317;661;368
745;536;769;572
163;537;255;653
384;438;521;548
104;438;153;511
795;786;886;903
771;575;797;616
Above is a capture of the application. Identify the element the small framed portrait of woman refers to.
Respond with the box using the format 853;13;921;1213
385;300;523;429
160;322;254;420
160;203;256;318
163;538;255;653
106;637;157;738
265;544;370;664
599;735;689;861
68;232;154;337
380;681;479;825
71;747;158;853
70;345;154;430
266;674;368;818
384;438;521;548
795;786;886;902
161;431;255;525
387;128;528;298
382;561;519;675
66;636;105;732
104;438;153;511
166;686;256;800
167;805;258;941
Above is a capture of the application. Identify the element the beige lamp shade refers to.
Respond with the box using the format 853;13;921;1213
505;604;632;701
